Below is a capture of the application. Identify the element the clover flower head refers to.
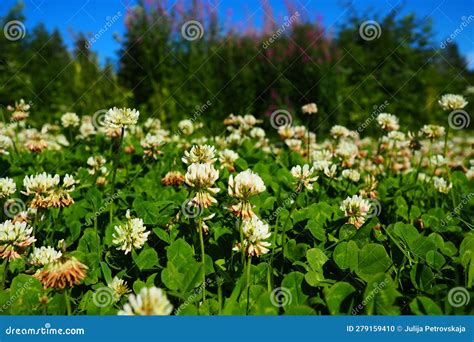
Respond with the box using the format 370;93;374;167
118;287;173;316
0;177;16;198
0;220;36;260
182;144;217;165
291;164;318;190
112;210;150;254
233;216;271;257
109;277;131;302
340;195;371;229
438;94;468;111
433;176;452;194
301;102;318;115
61;113;80;128
29;246;62;266
104;107;139;128
377;113;399;132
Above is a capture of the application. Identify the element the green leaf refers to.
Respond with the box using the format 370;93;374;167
334;241;359;271
356;244;392;281
409;296;443;315
325;282;356;315
281;272;308;308
425;250;446;270
133;248;158;270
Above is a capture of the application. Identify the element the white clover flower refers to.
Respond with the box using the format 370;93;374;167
291;164;318;190
0;135;12;155
430;154;446;166
438;94;468;111
377;113;400;132
112;210;150;254
61;113;80;128
228;170;266;218
109;277;131;302
228;170;266;200
301;102;318;115
313;160;331;172
185;163;220;208
219;149;239;171
233;216;271;257
433;177;452;194
420;125;445;140
340;195;370;229
278;125;295;140
250;127;266;139
29;246;62;266
118;286;173;316
62;174;78;190
0;177;16;198
178;119;194;135
87;155;107;175
77;116;96;139
386;131;406;142
330;125;350;139
104;107;139;129
141;133;165;159
342;169;360;182
23;173;60;196
0;220;36;260
323;164;338;178
335;140;358;161
182;144;217;165
285;138;302;151
144;118;162;132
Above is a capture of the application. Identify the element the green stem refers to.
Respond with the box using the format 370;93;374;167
443;125;450;158
198;217;206;302
64;289;72;315
246;255;252;315
239;218;245;265
110;127;125;223
1;259;8;290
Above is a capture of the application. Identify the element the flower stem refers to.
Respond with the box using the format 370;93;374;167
246;255;252;315
110;127;125;223
306;117;311;165
238;218;245;264
1;259;8;290
198;217;206;302
64;289;72;315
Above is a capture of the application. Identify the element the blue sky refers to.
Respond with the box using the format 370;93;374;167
2;0;474;68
